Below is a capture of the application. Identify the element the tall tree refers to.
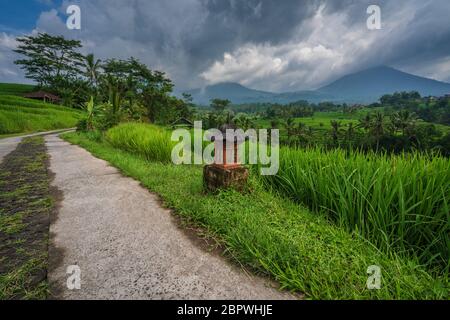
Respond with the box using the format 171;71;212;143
390;110;417;137
371;112;385;151
285;117;296;140
330;120;341;146
14;33;84;87
84;53;102;86
210;99;231;113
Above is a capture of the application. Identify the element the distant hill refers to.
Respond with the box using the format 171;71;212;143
317;66;450;103
184;82;331;105
185;82;274;105
183;66;450;105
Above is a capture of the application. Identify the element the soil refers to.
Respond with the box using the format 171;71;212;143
0;136;55;299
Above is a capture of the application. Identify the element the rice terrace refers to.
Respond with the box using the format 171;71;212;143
0;0;449;309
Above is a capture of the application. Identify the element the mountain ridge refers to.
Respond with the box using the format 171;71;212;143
183;66;450;105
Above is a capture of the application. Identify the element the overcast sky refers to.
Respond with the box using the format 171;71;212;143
1;0;450;92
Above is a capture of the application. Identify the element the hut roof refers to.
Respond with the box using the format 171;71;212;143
170;118;194;128
24;91;61;101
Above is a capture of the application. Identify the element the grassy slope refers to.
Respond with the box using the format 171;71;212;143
0;83;35;96
62;131;448;299
0;95;82;136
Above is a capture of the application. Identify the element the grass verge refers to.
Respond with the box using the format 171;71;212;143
0;136;53;299
62;131;448;299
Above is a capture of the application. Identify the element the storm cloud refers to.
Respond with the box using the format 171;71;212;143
1;0;450;91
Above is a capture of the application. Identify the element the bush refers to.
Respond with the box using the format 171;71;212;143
76;118;88;132
105;123;174;163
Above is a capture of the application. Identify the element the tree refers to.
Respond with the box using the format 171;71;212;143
270;119;279;129
371;112;385;151
345;122;356;147
141;70;173;123
358;113;372;132
210;99;231;113
285;117;296;140
330;120;342;146
390;110;417;137
84;53;101;86
14;33;84;87
99;58;173;123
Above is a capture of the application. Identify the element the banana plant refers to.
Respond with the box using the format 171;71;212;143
85;96;96;131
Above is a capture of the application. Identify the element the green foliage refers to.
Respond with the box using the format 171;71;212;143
263;147;450;275
99;58;175;124
210;98;231;113
0;95;82;135
380;91;450;126
14;33;85;87
105;123;174;163
62;131;449;299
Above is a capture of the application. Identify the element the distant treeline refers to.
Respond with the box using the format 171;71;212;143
228;91;450;126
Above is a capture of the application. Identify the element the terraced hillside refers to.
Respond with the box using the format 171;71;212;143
0;94;82;136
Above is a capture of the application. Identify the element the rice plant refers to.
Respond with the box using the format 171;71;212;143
105;122;174;163
263;147;450;275
0;95;82;135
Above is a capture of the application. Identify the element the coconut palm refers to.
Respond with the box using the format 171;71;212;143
390;110;417;137
285;117;296;140
358;113;372;132
345;122;356;147
84;53;102;86
330;120;342;146
371;112;385;152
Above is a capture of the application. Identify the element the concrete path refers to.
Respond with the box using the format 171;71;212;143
0;129;74;164
46;134;292;300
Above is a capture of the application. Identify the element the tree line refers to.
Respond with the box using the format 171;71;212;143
14;33;195;130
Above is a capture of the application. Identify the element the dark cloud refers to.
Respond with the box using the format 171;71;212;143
1;0;449;90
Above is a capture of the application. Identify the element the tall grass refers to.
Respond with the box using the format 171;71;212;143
103;122;450;275
263;147;450;274
105;123;174;163
63;131;449;299
0;95;82;135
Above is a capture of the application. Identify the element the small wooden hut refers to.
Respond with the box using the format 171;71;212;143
24;91;61;104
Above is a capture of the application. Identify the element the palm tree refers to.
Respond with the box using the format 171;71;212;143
358;113;372;132
330;120;341;146
285;117;295;140
85;53;102;86
390;110;417;137
270;119;279;129
345;122;356;147
233;113;254;131
371;112;385;152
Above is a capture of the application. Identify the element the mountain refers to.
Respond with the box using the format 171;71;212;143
184;66;450;105
185;82;274;105
317;66;450;103
184;83;332;105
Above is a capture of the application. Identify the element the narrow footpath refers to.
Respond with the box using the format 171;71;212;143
45;134;292;299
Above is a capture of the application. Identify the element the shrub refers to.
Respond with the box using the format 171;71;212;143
105;123;174;163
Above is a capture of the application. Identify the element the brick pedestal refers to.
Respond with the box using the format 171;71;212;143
203;165;249;192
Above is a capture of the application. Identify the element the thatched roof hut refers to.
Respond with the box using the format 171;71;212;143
170;118;194;129
24;91;61;104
